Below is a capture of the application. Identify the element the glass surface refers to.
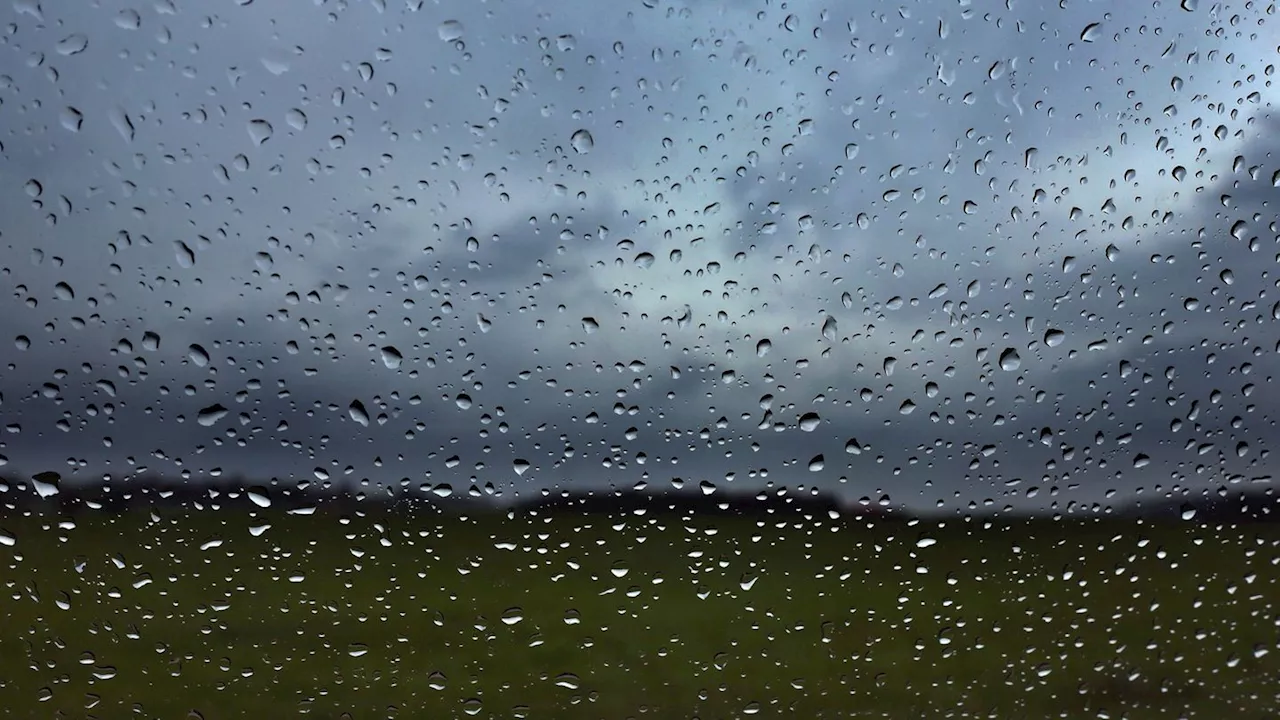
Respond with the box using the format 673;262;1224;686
1;0;1277;717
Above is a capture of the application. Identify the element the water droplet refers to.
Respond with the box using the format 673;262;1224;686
188;344;210;367
438;20;464;41
32;472;60;498
513;459;530;476
285;108;307;131
247;119;273;146
423;671;447;691
581;317;599;334
899;399;916;415
808;454;825;472
844;143;859;160
998;348;1021;371
476;314;492;333
501;607;524;625
59;106;83;132
1080;22;1102;42
821;316;838;341
798;412;821;432
634;252;655;269
755;339;771;357
247;487;272;508
570;129;594;154
380;346;403;369
740;572;758;591
1133;454;1151;469
54;282;75;300
115;9;141;29
349;400;370;427
845;438;862;454
142;332;161;351
197;404;230;427
1043;329;1065;348
455;394;473;410
55;34;88;55
174;241;195;268
0;529;15;546
348;643;368;658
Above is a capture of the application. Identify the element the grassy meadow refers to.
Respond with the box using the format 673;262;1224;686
0;505;1276;719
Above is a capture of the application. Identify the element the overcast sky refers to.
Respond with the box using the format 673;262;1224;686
0;0;1276;513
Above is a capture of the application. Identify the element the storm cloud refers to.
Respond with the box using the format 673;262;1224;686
1;0;1276;513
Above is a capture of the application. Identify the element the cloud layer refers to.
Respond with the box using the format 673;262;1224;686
1;0;1277;513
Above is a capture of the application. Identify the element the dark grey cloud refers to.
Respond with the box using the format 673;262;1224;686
1;0;1276;513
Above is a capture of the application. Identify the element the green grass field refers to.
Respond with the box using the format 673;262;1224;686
1;507;1276;719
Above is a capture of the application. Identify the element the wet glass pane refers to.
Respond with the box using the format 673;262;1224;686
1;0;1277;717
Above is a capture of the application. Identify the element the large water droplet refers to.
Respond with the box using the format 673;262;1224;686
380;346;403;369
998;348;1021;371
188;344;210;367
247;119;273;146
349;400;370;427
570;129;594;154
32;472;60;498
798;412;821;432
197;404;230;427
247;487;272;508
55;34;88;55
438;20;465;41
821;316;838;341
